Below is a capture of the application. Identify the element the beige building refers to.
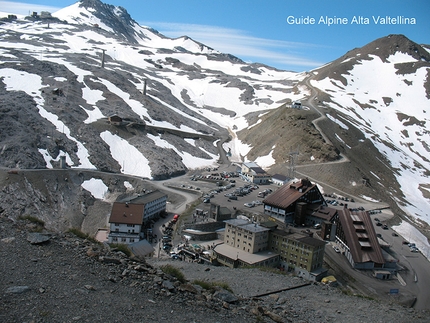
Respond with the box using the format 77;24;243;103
224;219;270;253
215;218;279;268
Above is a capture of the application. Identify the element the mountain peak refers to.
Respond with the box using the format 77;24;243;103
313;34;430;82
362;34;430;62
54;0;140;43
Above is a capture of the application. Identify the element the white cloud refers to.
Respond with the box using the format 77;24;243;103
0;1;60;15
142;21;325;70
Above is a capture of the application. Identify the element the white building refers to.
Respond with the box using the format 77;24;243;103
241;162;271;184
108;202;145;244
108;190;168;244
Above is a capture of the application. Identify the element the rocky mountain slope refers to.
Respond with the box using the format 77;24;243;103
0;0;302;180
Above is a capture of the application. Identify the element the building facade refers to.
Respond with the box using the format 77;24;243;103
120;190;167;222
268;229;326;280
263;178;326;225
108;202;145;244
214;218;279;268
224;219;271;253
334;208;386;270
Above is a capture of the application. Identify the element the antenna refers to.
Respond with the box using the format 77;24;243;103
288;145;299;179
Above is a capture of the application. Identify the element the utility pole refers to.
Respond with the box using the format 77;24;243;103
143;78;147;96
100;49;106;68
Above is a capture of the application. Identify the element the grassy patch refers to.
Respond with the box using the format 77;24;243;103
18;215;45;227
239;265;290;277
192;279;233;293
67;228;99;244
341;288;375;301
109;243;132;257
160;264;186;283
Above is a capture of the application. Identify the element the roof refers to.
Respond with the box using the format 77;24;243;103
225;219;270;234
240;223;271;233
308;205;337;221
243;162;260;168
263;178;316;209
218;206;231;216
338;209;385;265
109;202;144;225
214;243;279;265
296;236;327;248
272;174;288;182
224;218;250;226
119;190;167;204
129;239;154;257
271;229;326;247
243;162;266;174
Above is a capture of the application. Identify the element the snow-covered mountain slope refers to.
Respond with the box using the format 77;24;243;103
310;34;430;226
1;1;429;230
0;0;302;179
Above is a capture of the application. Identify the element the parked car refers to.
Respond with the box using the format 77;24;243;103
382;224;388;230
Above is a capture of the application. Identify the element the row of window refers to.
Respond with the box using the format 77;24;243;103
112;237;135;243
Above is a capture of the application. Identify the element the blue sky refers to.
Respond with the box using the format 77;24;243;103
1;0;429;72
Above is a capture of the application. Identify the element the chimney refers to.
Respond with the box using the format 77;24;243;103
126;202;129;207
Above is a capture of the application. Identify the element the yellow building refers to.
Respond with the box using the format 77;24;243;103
268;229;326;280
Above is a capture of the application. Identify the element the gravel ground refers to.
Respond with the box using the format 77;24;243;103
1;214;429;323
150;259;430;323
